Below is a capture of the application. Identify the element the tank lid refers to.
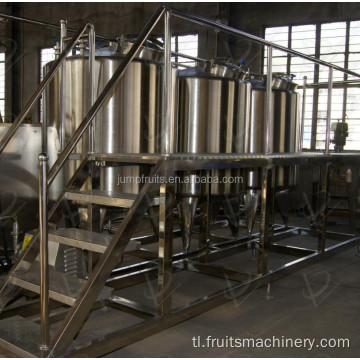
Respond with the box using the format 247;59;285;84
272;73;298;90
118;36;163;62
205;60;246;79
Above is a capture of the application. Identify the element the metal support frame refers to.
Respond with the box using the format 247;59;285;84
68;231;358;358
0;5;360;358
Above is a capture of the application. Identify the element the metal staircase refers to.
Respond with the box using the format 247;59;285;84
0;155;166;357
0;7;168;356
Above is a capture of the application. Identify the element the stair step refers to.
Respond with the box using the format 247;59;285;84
65;189;161;208
49;228;140;253
0;315;42;357
9;262;113;306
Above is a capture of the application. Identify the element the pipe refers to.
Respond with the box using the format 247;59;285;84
59;19;67;150
300;79;360;88
0;12;117;42
47;6;166;186
265;46;272;155
325;67;333;154
0;22;92;155
0;215;19;260
162;9;173;155
300;76;307;151
171;51;207;63
168;5;360;79
88;23;96;154
38;153;50;355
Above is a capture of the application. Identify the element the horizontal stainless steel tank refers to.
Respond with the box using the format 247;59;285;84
45;40;165;194
246;73;301;188
0;125;62;232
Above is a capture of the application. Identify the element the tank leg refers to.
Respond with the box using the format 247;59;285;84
223;195;240;240
198;196;210;264
275;189;290;227
317;163;329;253
257;166;275;275
148;206;159;237
244;190;259;239
264;282;274;300
158;180;175;316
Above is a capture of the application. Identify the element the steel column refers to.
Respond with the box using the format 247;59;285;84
325;67;333;154
59;19;67;150
258;166;275;275
265;46;273;154
317;163;329;252
88;23;96;154
38;153;50;356
162;9;173;155
157;162;175;316
198;172;210;263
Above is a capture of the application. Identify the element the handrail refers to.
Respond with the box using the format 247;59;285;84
47;5;166;186
0;12;117;42
167;5;360;79
171;51;207;63
0;22;92;155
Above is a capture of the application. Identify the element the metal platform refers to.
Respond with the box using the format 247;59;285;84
9;262;113;306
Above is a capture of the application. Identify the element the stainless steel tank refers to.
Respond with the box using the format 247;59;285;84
177;61;251;247
45;41;164;194
246;73;301;189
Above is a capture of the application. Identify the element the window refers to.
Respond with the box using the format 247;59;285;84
171;34;198;67
0;53;5;120
158;34;199;67
264;21;360;151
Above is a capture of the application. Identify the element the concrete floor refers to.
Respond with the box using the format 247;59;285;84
104;248;360;357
